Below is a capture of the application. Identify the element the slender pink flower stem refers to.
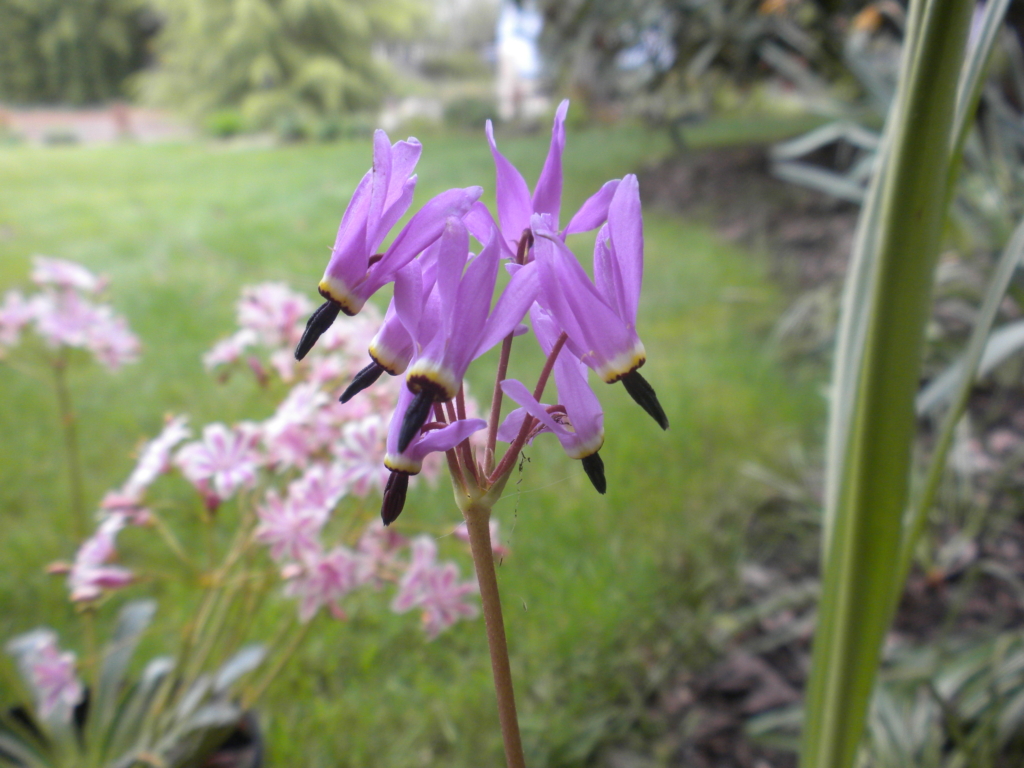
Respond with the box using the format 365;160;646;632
488;332;568;485
447;398;480;486
463;503;526;768
51;355;87;540
435;404;468;494
485;333;515;473
484;231;533;474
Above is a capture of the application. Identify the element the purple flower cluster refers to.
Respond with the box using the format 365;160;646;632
295;100;667;524
0;256;140;369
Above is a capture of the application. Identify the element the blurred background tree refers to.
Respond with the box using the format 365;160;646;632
534;0;870;127
0;0;156;104
137;0;426;134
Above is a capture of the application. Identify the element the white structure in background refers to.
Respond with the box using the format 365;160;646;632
496;1;549;122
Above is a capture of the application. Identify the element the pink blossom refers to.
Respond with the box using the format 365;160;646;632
269;348;298;382
203;329;257;371
282;546;371;622
30;256;106;294
287;463;347;514
254;491;327;562
30;290;139;369
334;415;391;497
85;310;140;369
118;416;191;501
175;423;261;500
357;520;408;575
391;536;479;638
0;290;32;349
5;629;83;720
236;282;312;348
57;513;134;602
261;383;328;468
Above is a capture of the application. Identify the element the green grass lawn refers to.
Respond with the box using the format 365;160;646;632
0;122;819;767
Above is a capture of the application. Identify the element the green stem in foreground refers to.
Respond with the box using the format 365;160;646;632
52;356;87;540
462;503;525;768
800;1;974;767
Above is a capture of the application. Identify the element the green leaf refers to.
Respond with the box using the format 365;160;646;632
801;2;976;767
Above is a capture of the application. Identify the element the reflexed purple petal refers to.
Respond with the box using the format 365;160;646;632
500;379;567;440
393;260;423;340
533;237;589;351
474;260;540;359
464;202;515;258
366;130;393;252
529;305;562;355
370;301;415;374
409;418;487;461
435;217;471;341
564;179;621;236
368;186;483;296
387;139;422;204
593;224;622;316
496;407;533;443
486;120;532;247
371;175;417;253
325;172;373;286
531;100;569;227
445;230;500;376
608;174;643;324
536;235;634;367
553;352;603;455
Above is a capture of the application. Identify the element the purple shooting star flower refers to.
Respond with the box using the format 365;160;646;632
395;219;539;451
498;307;607;493
485;99;624;259
295;130;482;359
533;175;668;430
381;385;486;525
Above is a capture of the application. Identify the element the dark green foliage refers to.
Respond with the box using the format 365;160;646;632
0;0;155;104
139;0;424;128
536;0;865;122
444;96;498;129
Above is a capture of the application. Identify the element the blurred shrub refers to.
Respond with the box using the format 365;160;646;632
138;0;425;130
536;0;862;124
0;0;156;104
204;109;247;138
444;96;497;129
421;50;490;80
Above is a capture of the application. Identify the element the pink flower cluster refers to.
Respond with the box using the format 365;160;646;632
392;537;479;638
5;629;84;720
0;256;140;369
48;282;484;637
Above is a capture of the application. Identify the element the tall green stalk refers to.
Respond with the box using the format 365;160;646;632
800;1;974;766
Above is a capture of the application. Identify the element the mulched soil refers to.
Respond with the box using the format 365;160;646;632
596;146;1024;768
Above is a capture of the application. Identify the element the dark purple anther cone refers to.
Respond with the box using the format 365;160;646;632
340;360;386;403
294;300;341;360
581;452;607;494
381;471;410;526
620;370;669;431
397;390;435;453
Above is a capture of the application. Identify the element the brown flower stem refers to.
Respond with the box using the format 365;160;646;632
52;356;87;540
485;333;515;473
463;503;525;768
435;404;468;495
446;398;480;485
